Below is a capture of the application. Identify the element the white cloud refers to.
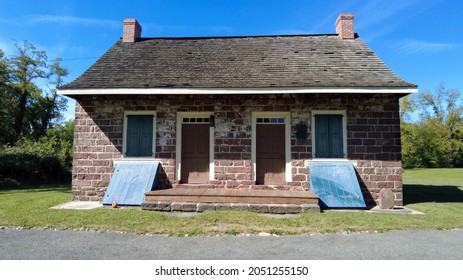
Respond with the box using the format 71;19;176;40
300;0;422;35
26;15;119;28
351;0;438;41
0;18;15;25
396;39;457;55
355;0;419;30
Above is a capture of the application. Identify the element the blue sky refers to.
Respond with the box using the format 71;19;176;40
1;0;462;119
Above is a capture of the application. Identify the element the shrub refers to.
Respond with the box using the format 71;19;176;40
0;149;70;183
0;121;73;183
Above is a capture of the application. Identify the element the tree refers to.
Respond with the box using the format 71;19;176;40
0;40;68;145
0;41;71;182
29;58;68;140
401;85;463;168
9;40;49;141
419;85;463;167
0;50;16;145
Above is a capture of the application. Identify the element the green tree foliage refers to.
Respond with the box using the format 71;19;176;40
401;85;463;168
29;58;69;140
1;40;68;145
0;50;16;145
0;41;72;182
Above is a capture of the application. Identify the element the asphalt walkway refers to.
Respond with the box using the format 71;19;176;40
1;227;462;259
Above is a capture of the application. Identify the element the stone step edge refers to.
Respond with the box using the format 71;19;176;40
141;201;320;214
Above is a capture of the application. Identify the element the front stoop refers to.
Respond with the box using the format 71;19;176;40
141;201;320;214
142;188;320;214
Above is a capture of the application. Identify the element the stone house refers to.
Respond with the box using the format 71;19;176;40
59;13;417;208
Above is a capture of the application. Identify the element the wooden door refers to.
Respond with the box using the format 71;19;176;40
256;124;285;185
181;124;210;183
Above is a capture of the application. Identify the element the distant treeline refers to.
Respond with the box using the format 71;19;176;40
401;85;463;168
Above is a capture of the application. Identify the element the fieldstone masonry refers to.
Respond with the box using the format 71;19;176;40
72;93;404;206
141;201;321;214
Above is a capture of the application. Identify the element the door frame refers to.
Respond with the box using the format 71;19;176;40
251;112;291;183
176;112;214;181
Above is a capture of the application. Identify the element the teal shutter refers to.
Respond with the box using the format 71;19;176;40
315;115;330;158
126;116;140;156
315;115;344;158
329;115;343;158
126;115;154;157
138;116;153;156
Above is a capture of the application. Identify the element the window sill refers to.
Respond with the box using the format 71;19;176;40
115;157;160;166
307;158;357;166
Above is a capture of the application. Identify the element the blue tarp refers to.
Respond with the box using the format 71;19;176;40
102;161;160;206
308;162;366;208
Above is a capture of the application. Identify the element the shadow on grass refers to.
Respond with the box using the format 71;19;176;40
404;184;463;204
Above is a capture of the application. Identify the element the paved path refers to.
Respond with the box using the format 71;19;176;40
1;227;462;259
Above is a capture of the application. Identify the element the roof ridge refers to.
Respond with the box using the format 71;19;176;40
134;33;344;41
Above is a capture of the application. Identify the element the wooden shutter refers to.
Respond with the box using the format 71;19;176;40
329;115;344;158
315;115;343;158
126;115;153;157
315;115;330;158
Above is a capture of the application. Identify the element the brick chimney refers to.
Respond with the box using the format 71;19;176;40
122;18;142;43
335;13;355;40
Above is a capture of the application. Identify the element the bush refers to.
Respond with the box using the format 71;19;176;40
0;121;73;183
0;149;70;183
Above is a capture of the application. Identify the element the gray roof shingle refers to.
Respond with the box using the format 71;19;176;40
60;34;416;90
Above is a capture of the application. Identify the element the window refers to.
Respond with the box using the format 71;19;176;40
256;117;285;124
312;111;347;159
182;117;211;124
123;112;156;157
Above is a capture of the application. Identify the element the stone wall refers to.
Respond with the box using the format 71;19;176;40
71;93;403;206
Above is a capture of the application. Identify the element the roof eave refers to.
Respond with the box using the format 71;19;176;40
58;86;418;97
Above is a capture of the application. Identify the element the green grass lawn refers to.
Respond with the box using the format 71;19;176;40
1;168;462;235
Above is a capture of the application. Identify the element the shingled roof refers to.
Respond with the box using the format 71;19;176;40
60;20;416;91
